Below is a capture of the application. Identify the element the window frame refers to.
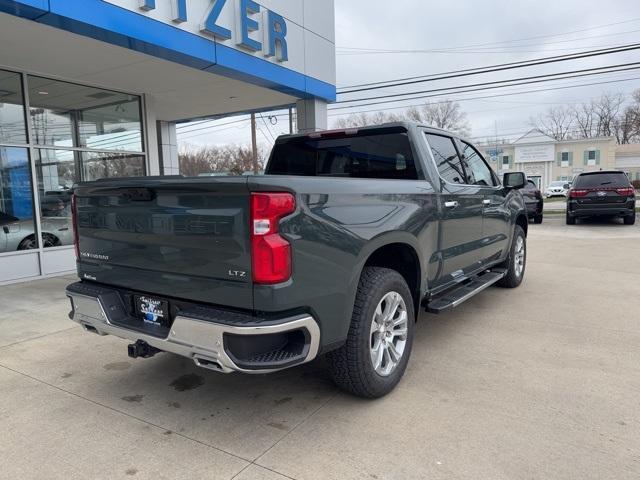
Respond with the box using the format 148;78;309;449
423;131;468;186
458;139;500;187
423;131;502;188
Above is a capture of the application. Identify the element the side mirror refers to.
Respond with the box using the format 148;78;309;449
2;226;8;235
504;172;527;190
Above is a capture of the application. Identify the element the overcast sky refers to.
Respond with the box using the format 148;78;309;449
177;0;640;150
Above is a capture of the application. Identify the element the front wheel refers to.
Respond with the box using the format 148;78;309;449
496;225;526;288
326;267;415;398
624;214;636;225
533;214;543;224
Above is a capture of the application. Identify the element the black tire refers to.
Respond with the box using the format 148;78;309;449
18;233;60;250
496;225;526;289
566;213;576;225
326;267;415;398
624;214;636;225
533;214;543;224
17;235;38;250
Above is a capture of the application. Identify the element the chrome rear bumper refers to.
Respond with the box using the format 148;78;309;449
66;286;320;374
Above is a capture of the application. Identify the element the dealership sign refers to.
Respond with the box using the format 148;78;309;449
514;144;555;163
103;0;289;61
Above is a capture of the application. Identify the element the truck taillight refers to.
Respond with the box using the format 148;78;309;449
569;189;587;198
250;192;295;284
71;193;79;260
616;187;635;197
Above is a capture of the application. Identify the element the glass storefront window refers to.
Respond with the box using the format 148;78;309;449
34;149;75;249
0;70;27;144
82;151;145;181
32;148;145;249
1;71;146;271
79;98;143;152
0;147;37;252
28;75;143;152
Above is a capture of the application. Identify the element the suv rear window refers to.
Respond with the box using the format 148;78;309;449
573;172;630;189
266;128;418;180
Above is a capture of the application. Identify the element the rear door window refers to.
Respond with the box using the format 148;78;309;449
267;129;418;180
574;173;630;188
425;133;466;184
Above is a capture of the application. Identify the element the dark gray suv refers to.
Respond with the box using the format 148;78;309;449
566;171;636;225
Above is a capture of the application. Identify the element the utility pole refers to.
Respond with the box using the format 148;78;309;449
495;120;499;172
250;112;259;174
288;106;294;134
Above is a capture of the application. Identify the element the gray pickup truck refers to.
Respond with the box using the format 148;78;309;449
66;122;529;398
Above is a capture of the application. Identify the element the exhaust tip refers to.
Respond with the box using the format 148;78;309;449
81;323;104;335
194;355;224;372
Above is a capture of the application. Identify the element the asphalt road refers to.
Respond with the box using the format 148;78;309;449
1;216;639;480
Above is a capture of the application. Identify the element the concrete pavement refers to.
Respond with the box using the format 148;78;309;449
1;216;639;480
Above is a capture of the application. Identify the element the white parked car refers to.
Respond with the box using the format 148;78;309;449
545;181;570;198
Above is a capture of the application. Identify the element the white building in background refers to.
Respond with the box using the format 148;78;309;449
484;130;640;188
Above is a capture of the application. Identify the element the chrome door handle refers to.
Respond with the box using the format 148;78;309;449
444;201;459;209
482;199;491;205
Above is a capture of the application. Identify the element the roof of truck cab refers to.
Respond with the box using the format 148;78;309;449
275;122;464;143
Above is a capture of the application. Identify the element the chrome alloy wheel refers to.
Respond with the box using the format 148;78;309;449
514;236;525;278
369;291;409;377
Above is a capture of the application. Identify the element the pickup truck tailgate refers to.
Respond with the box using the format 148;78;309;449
74;177;252;309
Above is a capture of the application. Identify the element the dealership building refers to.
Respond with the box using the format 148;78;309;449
0;0;336;283
485;130;640;189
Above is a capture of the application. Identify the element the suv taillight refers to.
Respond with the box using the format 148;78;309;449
71;193;79;260
569;189;588;198
250;192;296;284
616;187;635;197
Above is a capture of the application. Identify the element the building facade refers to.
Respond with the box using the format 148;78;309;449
484;130;640;188
0;0;336;283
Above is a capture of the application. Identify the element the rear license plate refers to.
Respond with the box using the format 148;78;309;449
135;295;169;326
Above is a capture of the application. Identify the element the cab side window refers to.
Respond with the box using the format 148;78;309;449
425;133;466;184
460;141;496;187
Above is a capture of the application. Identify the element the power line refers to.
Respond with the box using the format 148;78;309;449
178;120;252;142
338;63;640;105
336;16;640;54
177;77;639;141
338;43;640;93
258;112;276;142
336;42;639;56
330;68;640;111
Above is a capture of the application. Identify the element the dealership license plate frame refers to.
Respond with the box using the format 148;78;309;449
134;295;170;328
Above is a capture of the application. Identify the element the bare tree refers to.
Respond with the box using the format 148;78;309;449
613;89;640;144
178;144;267;176
572;101;596;139
406;100;471;136
593;92;624;137
529;106;574;140
332;100;470;136
332;111;401;129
